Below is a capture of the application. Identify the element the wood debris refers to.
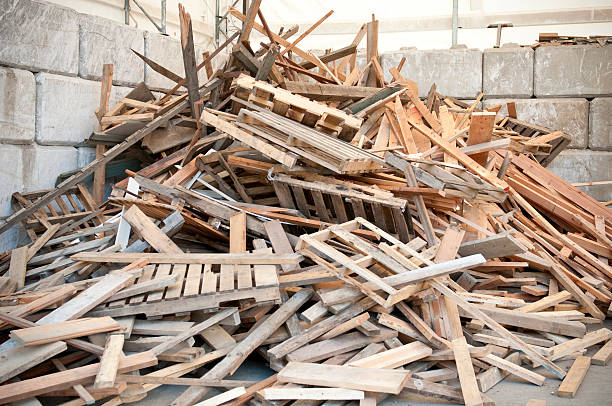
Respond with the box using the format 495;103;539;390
0;3;610;406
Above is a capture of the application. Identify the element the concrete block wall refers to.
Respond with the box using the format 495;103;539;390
0;0;217;251
381;43;612;202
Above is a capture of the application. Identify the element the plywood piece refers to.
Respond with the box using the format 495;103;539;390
11;317;120;346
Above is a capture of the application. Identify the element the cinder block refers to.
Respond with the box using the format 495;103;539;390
0;67;35;144
35;73;133;145
589;98;612;151
483;98;589;149
78;13;145;85
23;145;78;191
380;48;482;98
0;144;26;217
483;46;533;97
144;33;209;91
547;150;612;201
0;0;79;75
535;45;612;97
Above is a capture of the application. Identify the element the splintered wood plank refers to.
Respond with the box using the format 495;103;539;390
220;265;235;292
144;264;171;302
263;388;364;401
123;205;183;254
166;264;187;300
202;264;218;294
452;337;483;406
94;334;125;389
183;264;203;297
254;265;279;288
558;356;590;398
10;317;120;346
8;246;28;289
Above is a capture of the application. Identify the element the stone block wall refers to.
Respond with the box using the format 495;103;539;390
0;0;217;251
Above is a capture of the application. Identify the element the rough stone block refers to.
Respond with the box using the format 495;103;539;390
547;150;612;201
589;98;612;151
144;33;209;91
23;145;78;191
483;46;533;97
380;47;482;98
483;98;589;149
79;13;145;85
535;45;612;97
35;73;133;145
0;67;35;144
0;144;26;217
0;0;79;75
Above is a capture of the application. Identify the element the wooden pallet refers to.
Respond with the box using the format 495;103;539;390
235;107;385;174
88;262;281;318
500;117;571;167
233;74;362;137
297;217;433;308
271;172;414;242
12;185;102;241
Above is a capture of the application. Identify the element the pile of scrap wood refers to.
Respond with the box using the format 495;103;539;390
0;3;611;406
535;33;612;46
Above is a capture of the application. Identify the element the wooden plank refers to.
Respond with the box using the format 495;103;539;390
123;204;183;254
179;4;200;119
459;232;526;259
8;246;28;289
518;291;572;313
94;334;125;389
480;353;545;386
0;341;67;383
452;336;483;406
194;387;246;406
592;339;612;366
71;252;302;264
348;341;432;369
262;388;364;400
557;356;590;398
94;63;113;205
236;0;263;45
11;317;120;346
